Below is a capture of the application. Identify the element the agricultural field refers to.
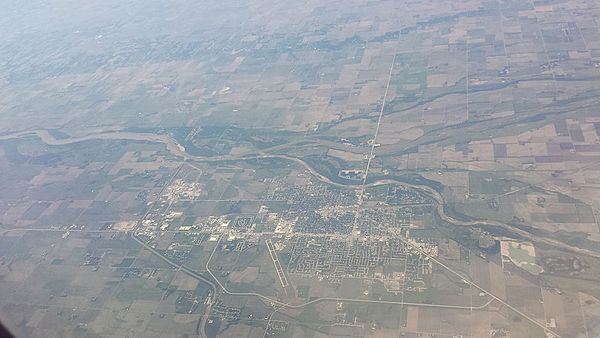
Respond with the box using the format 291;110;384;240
1;0;600;337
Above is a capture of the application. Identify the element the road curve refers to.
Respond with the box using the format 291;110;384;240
0;129;568;335
2;129;599;258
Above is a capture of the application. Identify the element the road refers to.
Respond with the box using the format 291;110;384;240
0;128;589;336
2;128;599;259
400;236;560;337
130;233;217;294
130;232;496;314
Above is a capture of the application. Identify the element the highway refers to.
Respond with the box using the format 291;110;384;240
1;127;592;336
400;236;560;337
130;233;499;315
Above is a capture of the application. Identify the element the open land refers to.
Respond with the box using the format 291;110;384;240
1;0;600;337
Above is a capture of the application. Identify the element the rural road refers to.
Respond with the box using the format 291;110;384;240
2;128;599;259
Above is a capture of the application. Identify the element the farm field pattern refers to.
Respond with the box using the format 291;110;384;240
1;0;600;337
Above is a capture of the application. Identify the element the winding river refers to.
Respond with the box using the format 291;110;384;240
2;129;599;259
